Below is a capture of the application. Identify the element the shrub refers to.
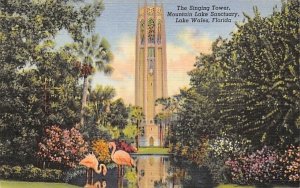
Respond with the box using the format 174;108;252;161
0;165;12;178
0;164;62;182
208;136;252;158
203;136;252;184
280;145;300;182
225;145;300;185
37;125;88;168
42;169;62;181
226;146;280;184
24;164;41;180
92;139;111;163
63;165;86;183
11;166;23;179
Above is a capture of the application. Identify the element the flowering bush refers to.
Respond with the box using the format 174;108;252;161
280;145;300;182
225;145;300;185
92;139;111;163
116;140;137;153
208;136;251;157
202;136;252;183
37;125;88;168
225;146;280;184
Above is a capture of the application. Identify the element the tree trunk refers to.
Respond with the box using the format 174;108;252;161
80;76;88;127
168;123;171;147
160;122;162;147
136;120;139;150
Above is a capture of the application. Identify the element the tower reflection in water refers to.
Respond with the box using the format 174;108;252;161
135;155;176;188
72;155;195;188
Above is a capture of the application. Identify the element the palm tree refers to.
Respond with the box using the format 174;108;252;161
130;106;144;150
89;85;116;125
73;34;113;127
155;97;179;147
154;112;165;147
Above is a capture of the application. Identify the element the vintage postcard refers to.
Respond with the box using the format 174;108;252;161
0;0;299;187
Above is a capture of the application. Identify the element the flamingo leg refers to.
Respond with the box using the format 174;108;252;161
91;169;94;184
86;169;88;184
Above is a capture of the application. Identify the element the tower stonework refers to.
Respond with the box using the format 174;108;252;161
135;3;167;147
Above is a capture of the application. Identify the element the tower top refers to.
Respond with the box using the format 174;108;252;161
138;5;163;16
141;0;163;6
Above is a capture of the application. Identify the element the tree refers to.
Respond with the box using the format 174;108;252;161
89;85;116;125
217;1;299;147
129;106;144;150
0;0;105;164
107;98;129;129
169;38;225;161
79;85;115;142
154;112;165;147
71;34;114;127
155;97;180;147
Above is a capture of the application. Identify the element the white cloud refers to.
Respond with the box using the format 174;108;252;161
92;28;213;104
167;27;212;95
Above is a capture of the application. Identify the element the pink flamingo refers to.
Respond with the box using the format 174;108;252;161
79;153;107;184
109;142;135;176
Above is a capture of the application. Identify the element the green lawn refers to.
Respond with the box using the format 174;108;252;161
217;184;295;188
217;184;254;188
0;180;78;188
137;147;169;154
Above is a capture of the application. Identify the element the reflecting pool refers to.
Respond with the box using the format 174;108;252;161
69;155;214;188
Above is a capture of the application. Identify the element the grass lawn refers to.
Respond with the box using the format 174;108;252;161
217;184;296;188
137;147;169;154
217;184;254;188
0;180;78;188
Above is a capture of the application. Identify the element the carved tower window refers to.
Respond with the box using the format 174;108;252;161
140;19;145;45
148;48;155;75
157;20;162;44
148;18;155;44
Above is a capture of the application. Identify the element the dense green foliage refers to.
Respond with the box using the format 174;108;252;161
81;85;130;141
217;2;299;147
0;164;62;182
129;106;144;148
67;34;113;127
89;85;116;125
107;99;129;129
0;0;104;164
169;1;299;184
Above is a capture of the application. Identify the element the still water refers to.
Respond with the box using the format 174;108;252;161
69;155;214;188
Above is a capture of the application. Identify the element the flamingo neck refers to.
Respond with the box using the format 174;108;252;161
100;164;107;175
111;143;116;160
94;164;102;174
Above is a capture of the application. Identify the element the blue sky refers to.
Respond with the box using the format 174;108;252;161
56;0;281;104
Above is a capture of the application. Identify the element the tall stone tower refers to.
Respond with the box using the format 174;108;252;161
135;2;167;147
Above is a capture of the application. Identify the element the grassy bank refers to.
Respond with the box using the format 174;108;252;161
217;184;297;188
217;184;254;188
0;180;78;188
137;147;169;154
